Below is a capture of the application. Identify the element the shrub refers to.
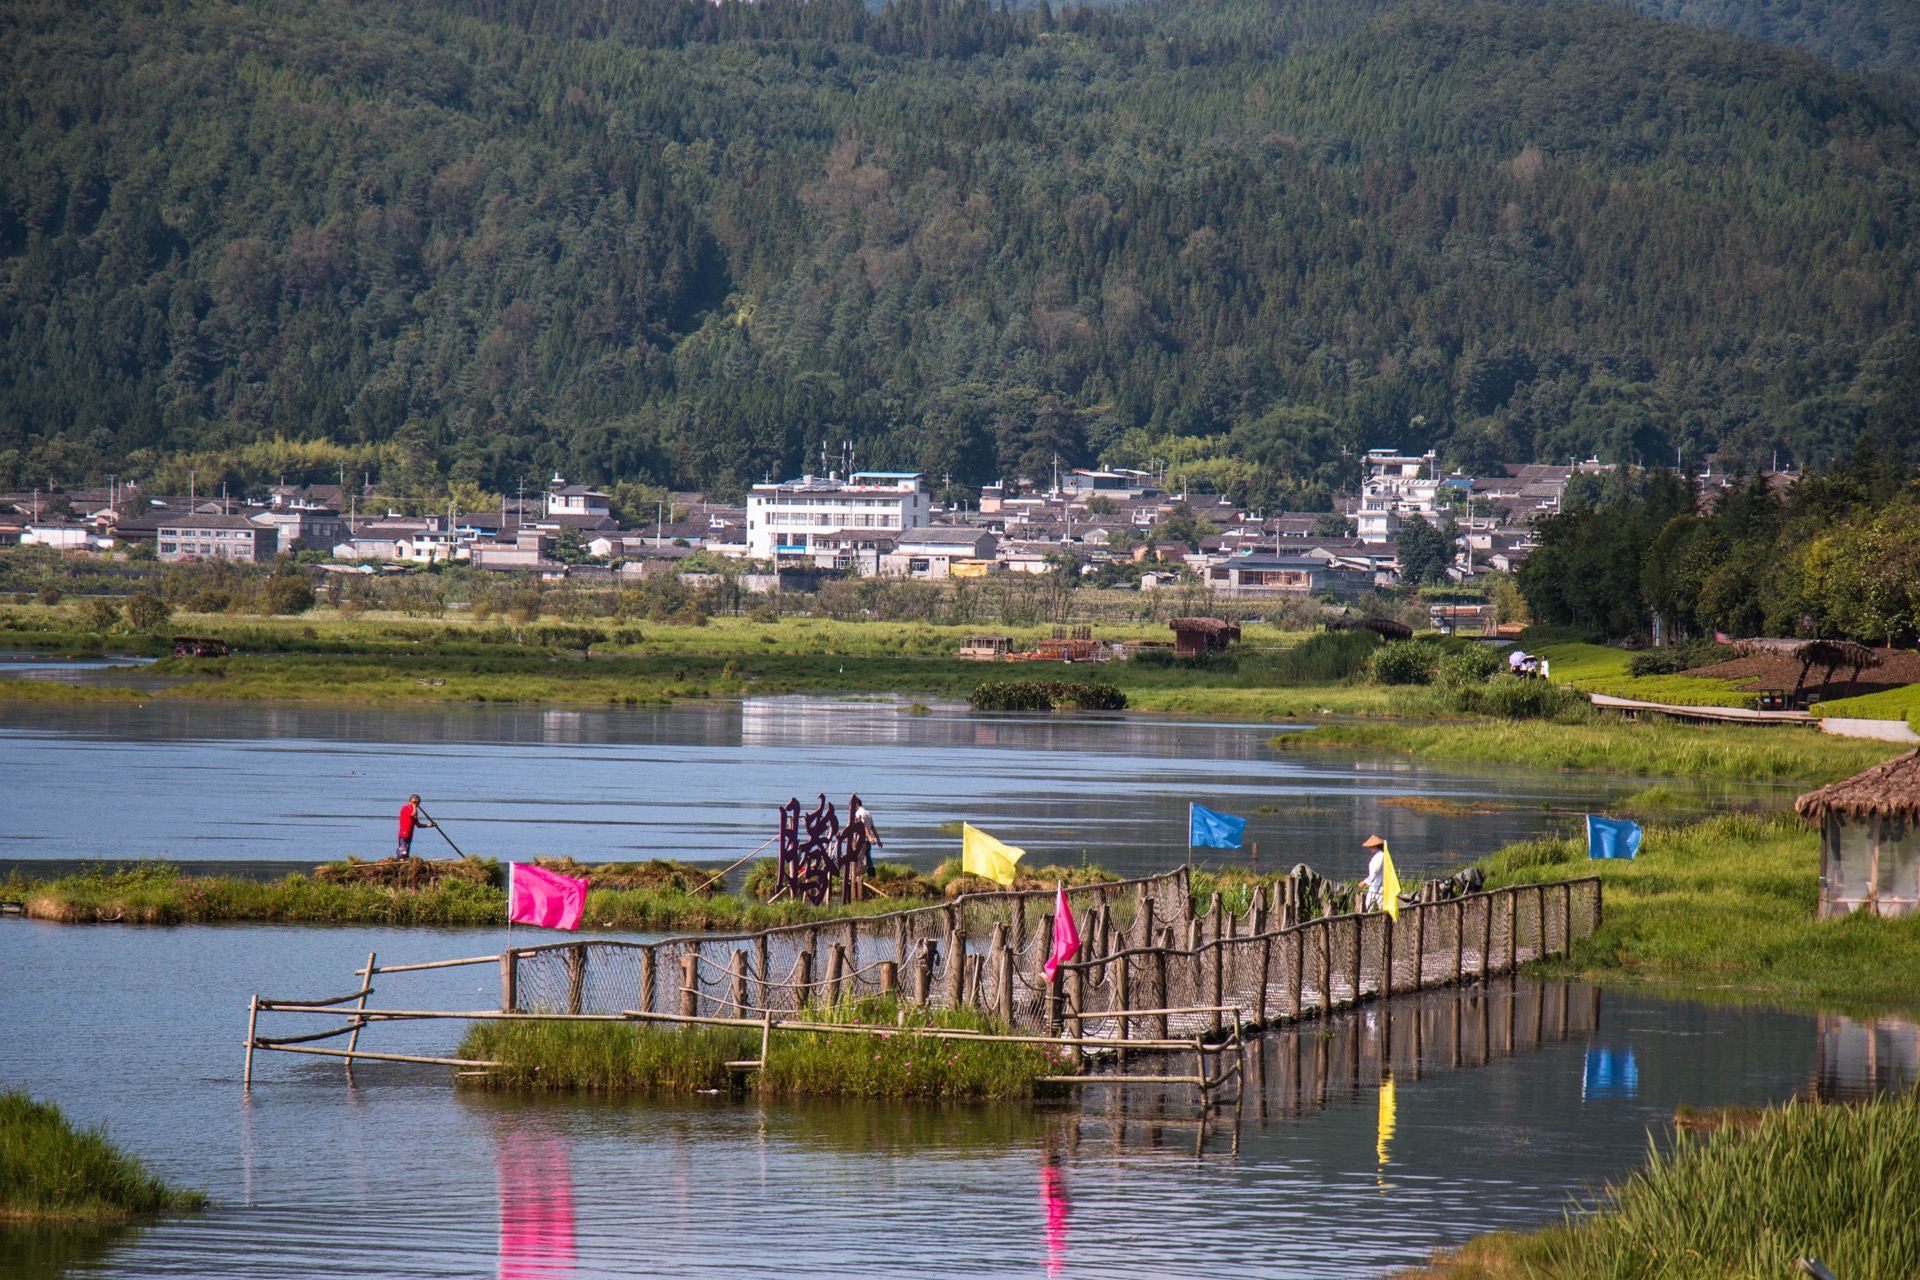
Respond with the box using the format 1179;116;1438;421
259;574;316;616
187;588;231;613
1627;640;1736;676
970;680;1128;711
1371;640;1443;685
1436;644;1503;686
125;591;172;631
76;597;121;632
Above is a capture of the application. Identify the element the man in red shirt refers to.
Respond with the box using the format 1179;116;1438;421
397;794;435;859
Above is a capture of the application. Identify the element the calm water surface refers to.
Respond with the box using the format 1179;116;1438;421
0;698;1788;883
0;920;1888;1279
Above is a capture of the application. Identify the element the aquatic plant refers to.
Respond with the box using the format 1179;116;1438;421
0;1091;205;1223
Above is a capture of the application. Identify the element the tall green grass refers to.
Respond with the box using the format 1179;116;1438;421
458;998;1069;1101
1482;813;1920;1006
1283;717;1905;782
0;1092;205;1223
1422;1091;1920;1279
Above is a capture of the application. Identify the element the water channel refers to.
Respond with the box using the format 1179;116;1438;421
0;696;1790;883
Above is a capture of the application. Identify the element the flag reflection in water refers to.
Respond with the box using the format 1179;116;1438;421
1041;1162;1070;1277
497;1128;575;1279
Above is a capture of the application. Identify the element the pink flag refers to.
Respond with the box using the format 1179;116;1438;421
508;863;588;931
1042;882;1081;983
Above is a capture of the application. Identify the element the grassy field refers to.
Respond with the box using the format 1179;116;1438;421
1531;641;1754;707
1280;717;1905;783
0;1091;204;1224
1815;681;1920;727
1480;813;1920;1007
457;997;1070;1101
1407;1089;1920;1280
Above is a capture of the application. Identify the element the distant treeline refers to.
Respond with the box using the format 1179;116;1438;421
2;0;1918;503
1518;447;1920;644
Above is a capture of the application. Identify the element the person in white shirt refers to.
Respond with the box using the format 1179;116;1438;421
1361;834;1388;911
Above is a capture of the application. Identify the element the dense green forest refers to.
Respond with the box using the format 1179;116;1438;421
1518;448;1920;643
1625;0;1920;72
2;0;1918;503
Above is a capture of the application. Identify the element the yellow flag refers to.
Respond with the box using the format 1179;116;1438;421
1377;1073;1396;1169
961;823;1025;887
1380;844;1401;921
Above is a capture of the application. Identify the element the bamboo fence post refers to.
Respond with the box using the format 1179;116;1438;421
640;946;656;1015
345;949;376;1075
1067;967;1084;1045
1348;917;1362;1005
1255;933;1273;1026
1011;895;1026;957
1381;913;1396;998
1137;896;1155;951
1152;948;1169;1039
827;942;846;1006
1317;920;1332;1016
947;929;967;1007
1208;892;1222;946
1116;953;1132;1045
1289;930;1303;1021
678;952;699;1018
566;943;587;1015
1411;900;1426;991
997;944;1014;1027
755;935;770;1012
728;949;749;1015
1477;896;1491;978
500;949;518;1014
1505;891;1519;973
1209;940;1224;1035
913;940;932;1006
795;949;815;1009
244;995;259;1088
1452;900;1465;985
845;920;859;972
879;960;898;997
894;916;909;971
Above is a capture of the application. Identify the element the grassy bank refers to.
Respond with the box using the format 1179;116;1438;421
457;998;1070;1101
1482;813;1920;1007
0;1091;204;1224
1279;717;1905;783
1409;1090;1920;1280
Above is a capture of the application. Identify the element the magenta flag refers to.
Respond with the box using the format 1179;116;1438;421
507;863;588;931
1042;882;1081;983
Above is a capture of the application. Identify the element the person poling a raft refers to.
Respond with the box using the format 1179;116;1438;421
396;794;435;859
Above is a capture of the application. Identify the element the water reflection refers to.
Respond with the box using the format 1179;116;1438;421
497;1127;575;1279
1817;1014;1919;1100
1040;1161;1069;1278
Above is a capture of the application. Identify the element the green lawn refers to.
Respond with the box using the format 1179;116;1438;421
1814;681;1920;727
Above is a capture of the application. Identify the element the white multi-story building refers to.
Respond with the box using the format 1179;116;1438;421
1355;449;1444;544
745;472;930;564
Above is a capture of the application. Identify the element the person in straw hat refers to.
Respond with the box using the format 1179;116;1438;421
1360;835;1389;911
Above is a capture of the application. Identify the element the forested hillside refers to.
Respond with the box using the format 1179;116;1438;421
3;0;1918;503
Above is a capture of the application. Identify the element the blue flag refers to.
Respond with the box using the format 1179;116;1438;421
1587;815;1643;860
1189;802;1247;849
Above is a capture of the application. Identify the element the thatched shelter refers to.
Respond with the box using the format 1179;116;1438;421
1795;749;1920;918
1327;617;1415;642
1732;638;1883;704
1169;617;1240;657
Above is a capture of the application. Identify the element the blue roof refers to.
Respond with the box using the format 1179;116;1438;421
851;471;921;479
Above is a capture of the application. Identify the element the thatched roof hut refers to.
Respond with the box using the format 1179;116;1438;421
1795;750;1920;824
1732;638;1882;702
1796;749;1920;918
1327;617;1415;642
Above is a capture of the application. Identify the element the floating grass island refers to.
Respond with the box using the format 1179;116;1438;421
0;1091;205;1225
456;999;1075;1102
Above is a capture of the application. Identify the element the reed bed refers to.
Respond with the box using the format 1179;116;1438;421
1412;1090;1920;1279
1283;717;1905;782
1483;813;1920;1005
0;1091;204;1224
457;998;1070;1101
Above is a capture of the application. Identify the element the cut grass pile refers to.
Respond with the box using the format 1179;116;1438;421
1410;1089;1920;1280
0;1091;205;1224
1279;716;1904;782
457;997;1070;1100
1480;813;1920;1006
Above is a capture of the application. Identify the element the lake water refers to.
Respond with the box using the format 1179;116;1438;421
0;918;1897;1279
0;697;1790;885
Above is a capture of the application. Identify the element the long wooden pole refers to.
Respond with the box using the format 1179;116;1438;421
693;834;780;896
243;995;259;1088
344;950;375;1078
415;806;468;860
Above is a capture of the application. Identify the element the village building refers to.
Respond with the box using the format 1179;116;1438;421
1796;750;1920;919
251;507;347;552
879;527;999;579
157;515;278;563
745;472;930;563
1169;616;1240;657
